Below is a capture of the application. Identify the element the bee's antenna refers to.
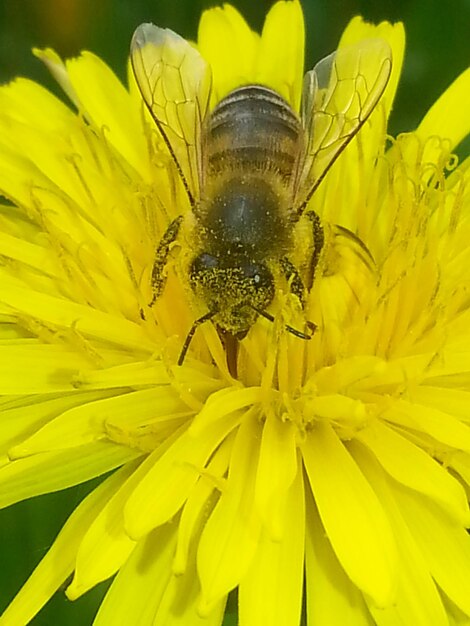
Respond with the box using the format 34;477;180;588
178;310;217;366
250;305;314;340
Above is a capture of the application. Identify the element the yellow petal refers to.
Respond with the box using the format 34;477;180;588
189;386;260;435
239;466;305;626
124;412;239;539
65;52;149;177
0;442;140;508
356;421;470;526
450;451;470;489
305;493;373;626
10;388;187;457
409;385;470;421
254;413;298;538
0;232;60;277
93;524;177;626
0;123;75;209
0;276;153;353
197;415;261;614
33;47;79;106
417;68;470;154
0;111;103;213
0;344;102;395
174;437;231;575
393;480;470;617
94;521;226;626
66;461;140;599
72;361;171;391
256;0;305;110
197;4;259;105
0;76;75;130
0;390;115;453
302;422;397;607
353;443;450;626
383;399;470;452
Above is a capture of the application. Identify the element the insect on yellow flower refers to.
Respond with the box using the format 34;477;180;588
130;20;391;373
0;1;470;626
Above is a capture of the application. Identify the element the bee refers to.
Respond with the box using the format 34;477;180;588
131;22;392;370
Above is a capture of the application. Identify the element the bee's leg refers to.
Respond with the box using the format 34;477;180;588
280;257;307;308
280;257;316;335
305;210;324;290
179;310;217;365
149;215;184;307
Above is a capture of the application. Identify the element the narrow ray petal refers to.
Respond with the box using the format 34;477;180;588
239;465;305;626
302;422;397;607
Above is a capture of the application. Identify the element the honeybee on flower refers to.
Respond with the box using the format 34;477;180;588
131;22;391;370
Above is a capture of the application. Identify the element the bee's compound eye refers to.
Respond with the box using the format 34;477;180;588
192;253;219;273
244;263;273;290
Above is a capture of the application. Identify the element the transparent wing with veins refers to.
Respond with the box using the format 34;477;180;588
130;23;212;206
294;39;392;212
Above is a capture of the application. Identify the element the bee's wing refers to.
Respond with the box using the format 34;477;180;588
294;39;392;212
130;23;212;206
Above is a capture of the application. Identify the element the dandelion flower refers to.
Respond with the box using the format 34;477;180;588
1;1;470;625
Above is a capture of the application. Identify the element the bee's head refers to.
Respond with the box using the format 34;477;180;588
189;252;275;336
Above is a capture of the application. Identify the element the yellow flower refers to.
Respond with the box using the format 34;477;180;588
1;1;470;625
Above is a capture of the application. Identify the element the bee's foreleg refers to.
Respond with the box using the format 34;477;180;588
279;257;316;337
149;215;184;306
305;210;324;290
280;257;307;308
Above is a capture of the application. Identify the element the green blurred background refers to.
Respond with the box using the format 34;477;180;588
0;0;468;624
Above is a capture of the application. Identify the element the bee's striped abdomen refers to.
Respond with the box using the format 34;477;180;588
206;85;301;184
